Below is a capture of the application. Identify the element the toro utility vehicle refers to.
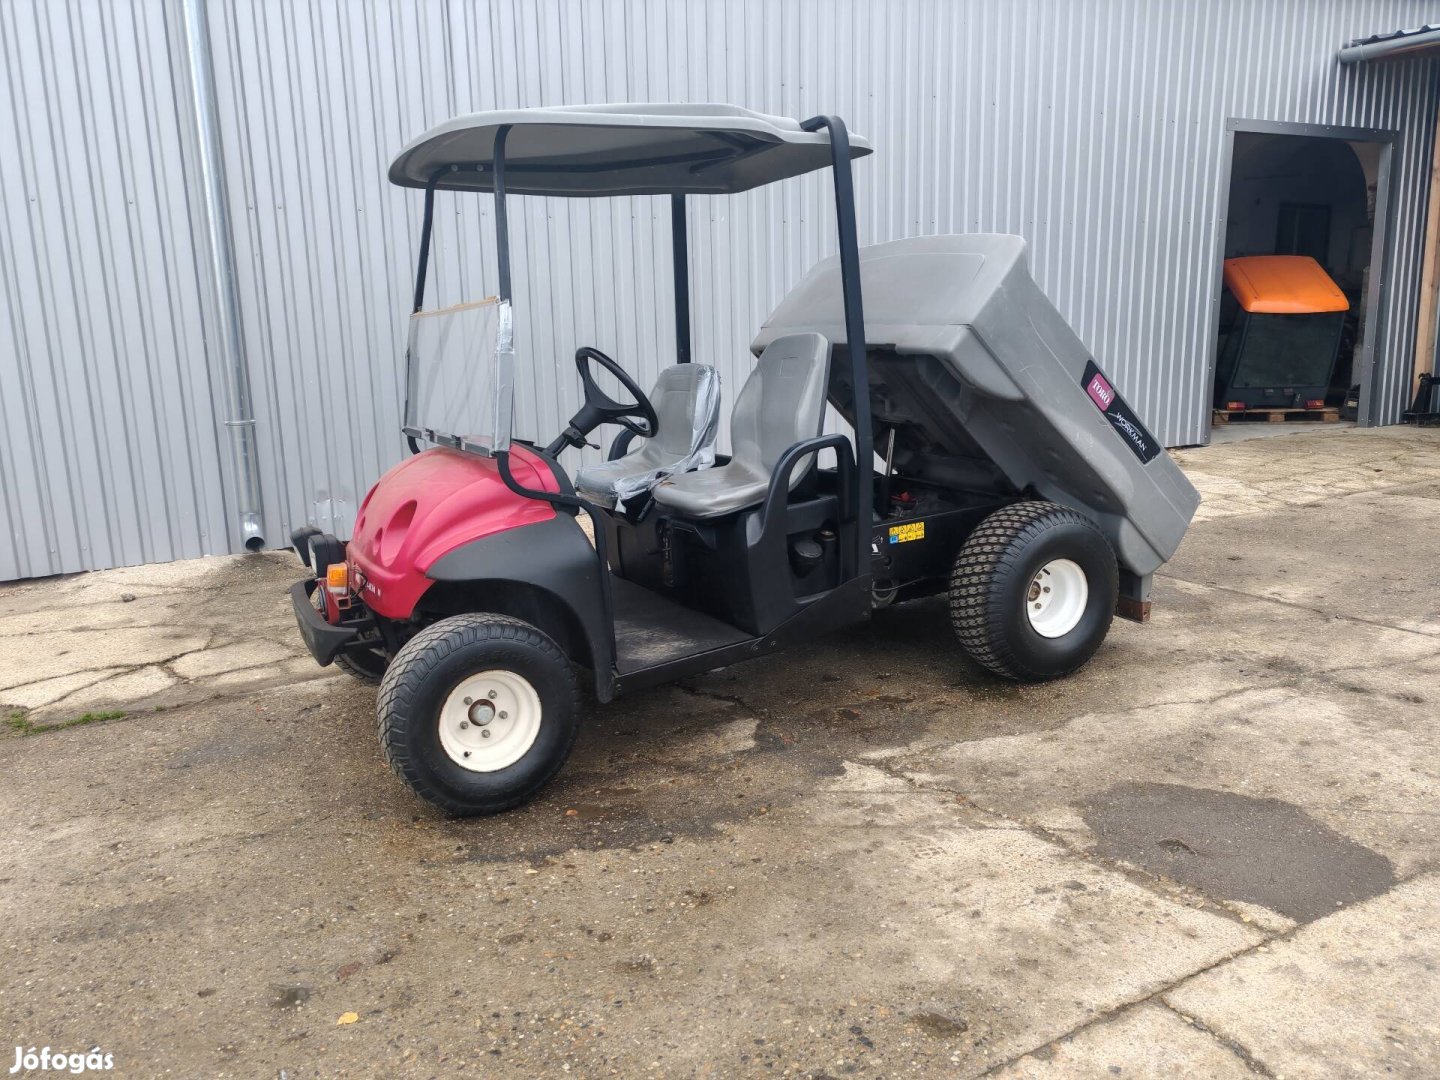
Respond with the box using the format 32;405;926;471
290;104;1200;816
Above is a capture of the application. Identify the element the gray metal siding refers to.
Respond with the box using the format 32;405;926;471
0;0;231;581
1;0;1436;579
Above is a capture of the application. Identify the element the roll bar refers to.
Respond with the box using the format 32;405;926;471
408;113;872;574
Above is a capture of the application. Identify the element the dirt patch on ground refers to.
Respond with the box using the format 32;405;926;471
1080;782;1397;921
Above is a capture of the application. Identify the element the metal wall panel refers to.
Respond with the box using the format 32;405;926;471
2;0;1437;578
0;0;231;580
203;0;1437;553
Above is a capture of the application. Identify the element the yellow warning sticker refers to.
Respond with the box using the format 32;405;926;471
888;521;925;544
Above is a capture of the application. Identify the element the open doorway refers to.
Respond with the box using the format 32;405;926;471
1210;121;1394;440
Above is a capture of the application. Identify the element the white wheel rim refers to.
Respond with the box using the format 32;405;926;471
438;670;543;773
1025;559;1089;638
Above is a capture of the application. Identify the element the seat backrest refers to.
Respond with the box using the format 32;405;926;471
639;363;721;464
729;332;830;485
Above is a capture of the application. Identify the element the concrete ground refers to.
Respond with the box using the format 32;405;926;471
2;425;1439;1079
1203;417;1356;446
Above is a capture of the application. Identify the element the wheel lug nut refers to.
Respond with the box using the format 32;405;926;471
481;730;491;738
459;721;469;730
498;711;508;719
487;691;497;699
464;697;473;705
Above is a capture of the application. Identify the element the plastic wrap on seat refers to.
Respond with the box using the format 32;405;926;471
576;363;722;507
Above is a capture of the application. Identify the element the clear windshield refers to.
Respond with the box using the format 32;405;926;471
403;298;514;454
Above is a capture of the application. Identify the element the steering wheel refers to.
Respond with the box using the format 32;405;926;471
574;347;658;439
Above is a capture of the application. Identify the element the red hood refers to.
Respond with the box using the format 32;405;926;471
347;446;559;618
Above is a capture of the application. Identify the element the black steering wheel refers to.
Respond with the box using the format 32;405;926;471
544;347;659;458
574;346;658;439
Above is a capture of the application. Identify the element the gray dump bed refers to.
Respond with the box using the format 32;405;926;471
753;235;1200;577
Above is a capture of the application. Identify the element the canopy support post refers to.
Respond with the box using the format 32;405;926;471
671;194;691;363
404;178;440;454
493;125;514;303
411;179;437;313
801;115;870;578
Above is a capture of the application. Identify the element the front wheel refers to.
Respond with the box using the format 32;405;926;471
377;614;579;816
949;501;1117;682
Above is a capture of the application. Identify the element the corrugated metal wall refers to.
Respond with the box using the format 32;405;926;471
2;0;1437;579
0;0;232;580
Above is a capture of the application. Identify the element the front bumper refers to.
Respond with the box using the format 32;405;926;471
289;580;359;667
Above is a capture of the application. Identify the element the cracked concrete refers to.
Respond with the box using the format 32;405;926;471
1166;872;1440;1078
1;425;1438;1078
1172;425;1440;524
988;1003;1258;1078
0;553;330;722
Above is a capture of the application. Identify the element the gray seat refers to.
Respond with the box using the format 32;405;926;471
652;333;829;519
575;363;720;507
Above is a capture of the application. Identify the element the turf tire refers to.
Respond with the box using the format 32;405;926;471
377;614;579;816
949;501;1117;682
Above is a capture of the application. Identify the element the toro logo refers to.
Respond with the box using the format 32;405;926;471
1086;371;1116;409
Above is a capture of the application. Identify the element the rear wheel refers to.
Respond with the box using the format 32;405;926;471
377;614;579;816
949;501;1117;682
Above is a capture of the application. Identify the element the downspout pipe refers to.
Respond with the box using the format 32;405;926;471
1338;27;1440;64
182;0;265;552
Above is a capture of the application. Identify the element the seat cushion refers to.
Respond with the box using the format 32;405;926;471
575;457;647;507
574;363;720;506
651;333;829;520
651;461;768;518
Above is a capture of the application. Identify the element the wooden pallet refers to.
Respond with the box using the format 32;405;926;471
1212;406;1340;425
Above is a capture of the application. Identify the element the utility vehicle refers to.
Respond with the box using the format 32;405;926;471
290;104;1200;816
1214;255;1350;412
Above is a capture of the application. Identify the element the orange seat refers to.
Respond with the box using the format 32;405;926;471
1223;255;1348;314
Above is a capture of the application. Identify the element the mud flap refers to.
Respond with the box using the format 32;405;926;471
1116;570;1152;624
